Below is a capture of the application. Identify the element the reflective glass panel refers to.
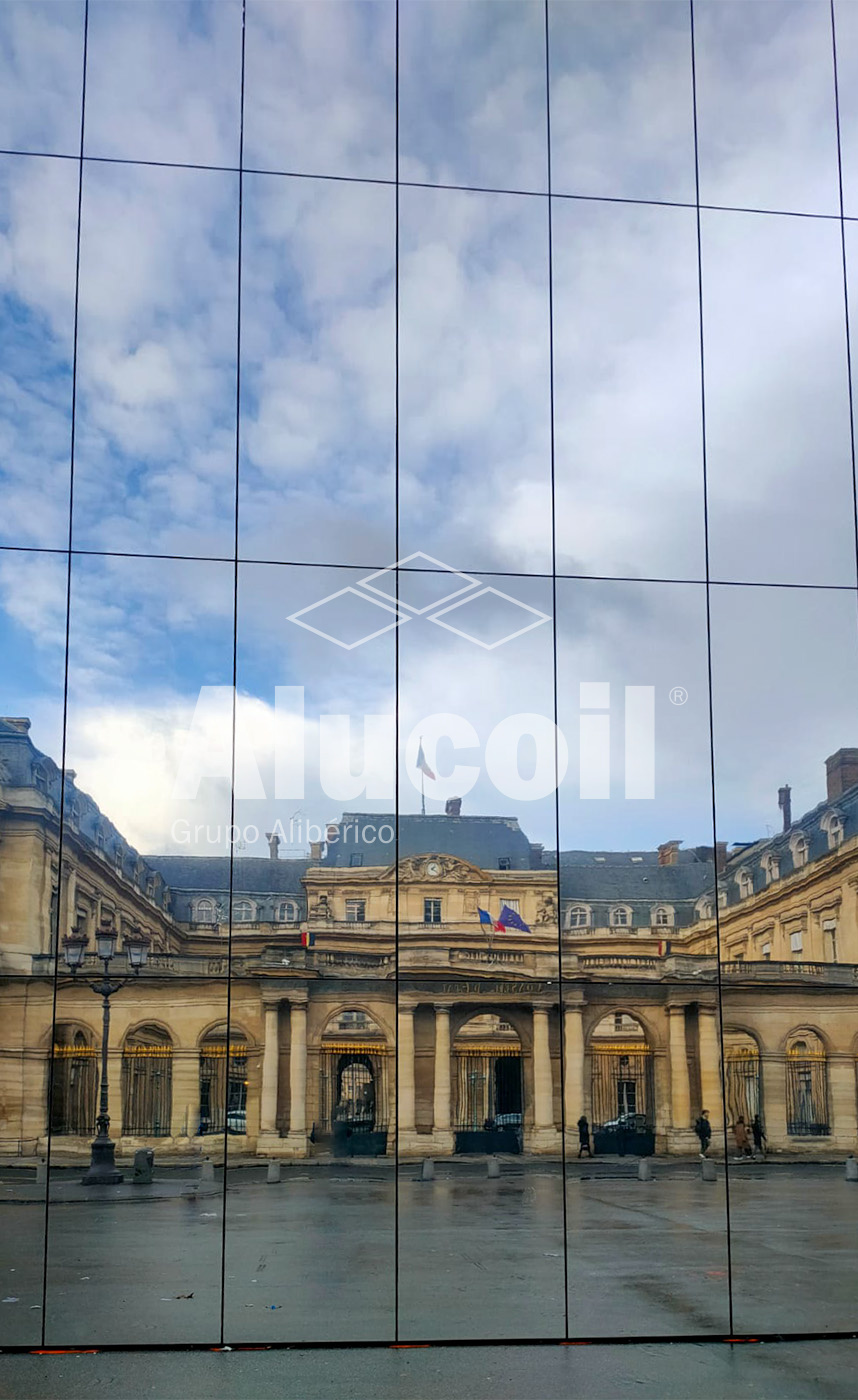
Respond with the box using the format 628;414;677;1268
243;0;395;181
396;569;563;1341
239;175;395;567
548;0;695;205
711;583;858;1335
222;561;397;1342
43;555;235;1345
694;0;840;216
701;209;855;587
0;0;84;157
400;0;547;193
558;577;729;1338
72;161;239;557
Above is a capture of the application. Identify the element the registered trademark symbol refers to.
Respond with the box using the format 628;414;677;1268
669;686;688;706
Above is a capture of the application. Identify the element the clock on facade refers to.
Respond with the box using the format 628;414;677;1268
426;860;440;876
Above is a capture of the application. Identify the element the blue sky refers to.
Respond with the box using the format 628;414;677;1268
2;0;858;857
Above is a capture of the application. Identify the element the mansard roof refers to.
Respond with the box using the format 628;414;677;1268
146;855;309;896
321;812;540;870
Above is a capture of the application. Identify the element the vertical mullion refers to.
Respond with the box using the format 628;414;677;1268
689;0;735;1337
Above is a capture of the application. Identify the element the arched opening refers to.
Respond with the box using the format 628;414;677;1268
122;1025;173;1137
49;1025;97;1136
199;1025;248;1135
786;1030;829;1136
453;1013;523;1155
318;1009;389;1157
590;1012;654;1155
723;1030;761;1127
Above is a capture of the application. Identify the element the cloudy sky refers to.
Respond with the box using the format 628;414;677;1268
2;0;858;859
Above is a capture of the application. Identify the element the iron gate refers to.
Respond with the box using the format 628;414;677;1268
49;1042;97;1135
786;1049;829;1135
724;1048;761;1126
319;1044;389;1155
121;1043;173;1136
454;1047;522;1153
199;1042;248;1134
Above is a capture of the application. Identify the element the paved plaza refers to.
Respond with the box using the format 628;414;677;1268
1;1161;858;1350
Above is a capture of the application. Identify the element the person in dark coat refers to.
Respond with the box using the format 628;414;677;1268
577;1114;592;1158
751;1114;766;1157
694;1108;712;1156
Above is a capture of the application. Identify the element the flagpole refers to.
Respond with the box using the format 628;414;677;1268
421;766;425;816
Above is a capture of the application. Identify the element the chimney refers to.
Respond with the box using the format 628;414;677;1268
657;840;681;867
309;840;322;861
778;785;792;831
265;831;280;860
445;797;462;817
825;748;858;801
715;842;728;875
2;717;31;734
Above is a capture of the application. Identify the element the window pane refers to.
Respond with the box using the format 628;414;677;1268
400;0;547;193
239;174;395;565
43;555;235;1346
695;0;840;215
557;578;729;1337
548;0;695;204
711;584;858;1334
399;185;551;572
0;0;84;156
553;199;704;580
72;162;239;556
0;154;78;548
702;210;855;586
397;571;563;1341
243;0;395;181
84;0;243;167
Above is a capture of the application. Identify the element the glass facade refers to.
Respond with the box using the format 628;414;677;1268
2;0;858;1351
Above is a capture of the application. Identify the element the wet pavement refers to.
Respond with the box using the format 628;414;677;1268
0;1164;856;1350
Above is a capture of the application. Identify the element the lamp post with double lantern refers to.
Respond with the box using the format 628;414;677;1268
62;914;150;1185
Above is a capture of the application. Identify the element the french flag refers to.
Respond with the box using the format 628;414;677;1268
416;738;436;781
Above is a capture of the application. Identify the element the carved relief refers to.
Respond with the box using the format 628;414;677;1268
397;855;485;883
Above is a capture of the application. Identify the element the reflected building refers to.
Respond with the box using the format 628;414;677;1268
4;714;858;1161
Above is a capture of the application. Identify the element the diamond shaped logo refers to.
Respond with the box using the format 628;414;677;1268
428;587;551;650
359;552;478;614
287;587;409;650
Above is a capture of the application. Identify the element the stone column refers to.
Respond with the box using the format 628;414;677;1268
667;1005;691;1129
698;1006;723;1135
170;1049;200;1140
563;1004;585;1131
398;1007;416;1137
431;1002;450;1131
287;1000;307;1143
259;1002;280;1134
760;1053;788;1148
829;1054;858;1148
532;1007;555;1140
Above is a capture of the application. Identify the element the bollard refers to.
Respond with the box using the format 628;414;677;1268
132;1148;154;1185
35;1158;48;1186
421;1158;435;1182
200;1157;215;1182
487;1157;500;1179
267;1159;281;1184
637;1159;652;1182
846;1156;858;1181
701;1157;717;1182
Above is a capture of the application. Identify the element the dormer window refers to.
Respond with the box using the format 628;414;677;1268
653;905;673;927
276;900;298;923
610;905;631;928
498;856;512;870
195;898;216;925
790;834;809;870
738;869;753;899
567;905;590;928
763;853;779;885
821;811;844;851
233;899;254;923
696;897;714;921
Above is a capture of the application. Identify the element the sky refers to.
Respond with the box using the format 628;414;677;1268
2;0;858;859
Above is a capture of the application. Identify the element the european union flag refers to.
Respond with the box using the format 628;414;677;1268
478;908;493;925
499;904;531;933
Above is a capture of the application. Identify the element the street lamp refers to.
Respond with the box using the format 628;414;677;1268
62;914;151;1185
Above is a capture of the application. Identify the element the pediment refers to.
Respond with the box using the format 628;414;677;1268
384;854;489;884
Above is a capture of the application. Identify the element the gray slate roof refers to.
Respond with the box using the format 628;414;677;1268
321;812;540;870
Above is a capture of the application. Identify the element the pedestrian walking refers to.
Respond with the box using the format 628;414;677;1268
733;1116;752;1159
694;1108;712;1156
751;1114;766;1158
577;1114;592;1158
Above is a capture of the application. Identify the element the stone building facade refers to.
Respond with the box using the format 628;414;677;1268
3;716;858;1160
